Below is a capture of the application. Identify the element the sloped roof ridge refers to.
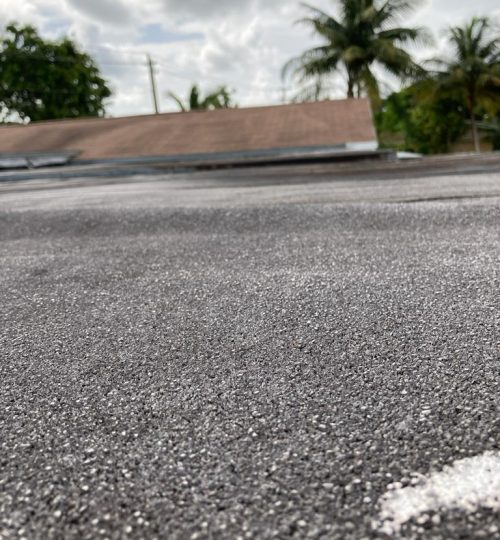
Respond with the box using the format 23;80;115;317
0;98;369;129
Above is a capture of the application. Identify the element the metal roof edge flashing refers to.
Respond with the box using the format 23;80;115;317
74;142;381;167
0;150;79;170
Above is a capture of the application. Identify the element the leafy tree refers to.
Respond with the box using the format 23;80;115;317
0;24;111;122
168;84;236;111
375;88;414;147
283;0;428;105
427;17;500;152
375;86;467;154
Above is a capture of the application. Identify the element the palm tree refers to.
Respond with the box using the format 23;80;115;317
430;17;500;152
283;0;428;106
167;84;235;111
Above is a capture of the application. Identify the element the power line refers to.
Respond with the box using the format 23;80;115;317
1;49;302;112
153;60;286;90
0;52;145;66
0;50;290;91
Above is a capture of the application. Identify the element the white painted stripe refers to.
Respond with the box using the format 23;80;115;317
376;451;500;535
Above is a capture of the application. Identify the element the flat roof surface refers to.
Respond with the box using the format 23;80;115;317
0;99;376;160
1;166;499;538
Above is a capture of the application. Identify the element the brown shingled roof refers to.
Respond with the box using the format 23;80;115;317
0;98;376;161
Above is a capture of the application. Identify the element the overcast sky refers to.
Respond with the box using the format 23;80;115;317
1;0;499;117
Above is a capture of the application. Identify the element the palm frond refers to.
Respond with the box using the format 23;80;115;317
298;3;346;33
377;26;433;48
374;0;422;27
166;90;186;112
342;45;368;63
282;46;341;81
283;0;427;101
373;39;420;79
291;78;333;102
189;85;200;110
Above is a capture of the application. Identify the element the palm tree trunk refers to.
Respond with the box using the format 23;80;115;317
468;93;480;153
470;112;480;153
347;75;354;98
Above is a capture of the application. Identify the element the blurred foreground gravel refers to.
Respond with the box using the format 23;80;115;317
0;170;499;539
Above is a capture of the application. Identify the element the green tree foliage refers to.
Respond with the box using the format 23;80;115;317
375;86;467;154
427;17;500;152
168;84;236;111
476;115;500;150
283;0;427;105
376;16;500;154
0;23;111;122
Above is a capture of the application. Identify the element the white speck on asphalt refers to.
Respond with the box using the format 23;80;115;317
377;451;500;535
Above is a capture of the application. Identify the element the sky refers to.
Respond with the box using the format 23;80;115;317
1;0;499;117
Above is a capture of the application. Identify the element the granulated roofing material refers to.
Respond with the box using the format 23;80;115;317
0;99;376;161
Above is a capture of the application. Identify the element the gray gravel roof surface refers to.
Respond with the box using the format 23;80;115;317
0;170;499;539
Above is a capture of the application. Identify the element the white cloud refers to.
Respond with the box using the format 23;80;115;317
0;0;43;27
0;0;498;117
65;0;133;25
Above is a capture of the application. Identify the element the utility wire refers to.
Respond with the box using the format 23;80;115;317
1;52;290;93
1;48;307;113
0;51;146;66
